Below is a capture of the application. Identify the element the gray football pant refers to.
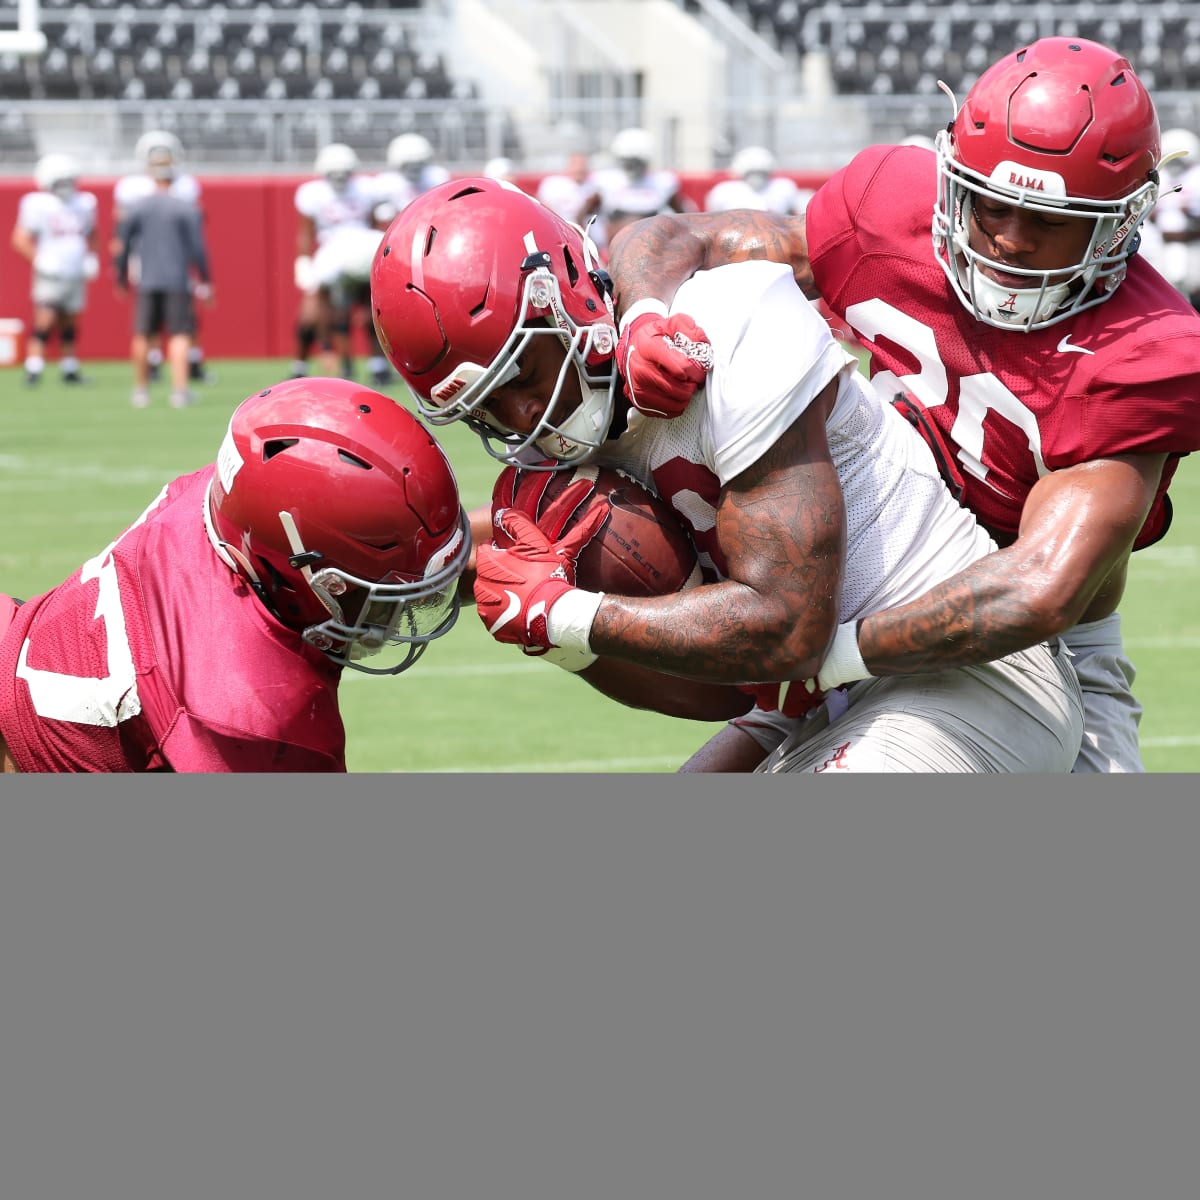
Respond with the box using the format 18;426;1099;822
756;641;1084;774
1061;612;1144;774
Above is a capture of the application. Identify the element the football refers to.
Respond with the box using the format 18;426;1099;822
534;464;701;597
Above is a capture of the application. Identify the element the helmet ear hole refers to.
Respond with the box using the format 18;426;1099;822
562;244;581;288
263;438;298;462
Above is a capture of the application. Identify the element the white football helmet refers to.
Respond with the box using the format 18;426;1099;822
610;127;654;173
135;129;184;169
731;146;775;189
315;142;359;189
483;156;516;181
386;133;434;180
35;153;80;194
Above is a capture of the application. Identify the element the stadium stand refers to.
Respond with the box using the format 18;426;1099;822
4;1;1200;171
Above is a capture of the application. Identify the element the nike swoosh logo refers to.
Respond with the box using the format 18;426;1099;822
1057;335;1095;355
487;590;522;635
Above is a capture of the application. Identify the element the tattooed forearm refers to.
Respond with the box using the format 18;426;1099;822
608;211;816;319
855;553;1059;673
586;418;846;684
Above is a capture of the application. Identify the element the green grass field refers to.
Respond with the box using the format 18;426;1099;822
3;359;1198;772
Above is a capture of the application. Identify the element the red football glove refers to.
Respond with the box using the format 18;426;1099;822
475;504;609;652
490;463;599;547
616;305;713;420
737;679;826;718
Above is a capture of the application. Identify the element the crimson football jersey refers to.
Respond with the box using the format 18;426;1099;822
0;467;346;772
805;143;1200;548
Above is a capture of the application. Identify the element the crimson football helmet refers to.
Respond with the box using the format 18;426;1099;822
370;177;617;470
204;378;470;675
933;37;1161;331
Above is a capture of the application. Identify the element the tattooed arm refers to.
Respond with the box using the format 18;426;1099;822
844;453;1167;678
607;210;818;319
584;381;846;684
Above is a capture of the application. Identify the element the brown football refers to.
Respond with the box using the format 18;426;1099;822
534;464;701;596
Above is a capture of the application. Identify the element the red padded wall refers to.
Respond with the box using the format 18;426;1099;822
0;171;831;362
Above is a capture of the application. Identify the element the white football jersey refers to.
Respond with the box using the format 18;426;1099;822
537;174;607;250
589;165;681;220
294;175;377;245
16;188;98;278
704;175;812;215
113;172;201;215
600;260;996;620
371;165;452;221
312;225;384;287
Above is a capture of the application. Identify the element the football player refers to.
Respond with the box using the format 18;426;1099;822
588;127;693;244
371;133;451;226
369;177;1084;773
10;154;98;386
292;143;379;380
1142;126;1200;309
704;146;812;216
0;379;470;774
605;36;1200;773
112;130;213;385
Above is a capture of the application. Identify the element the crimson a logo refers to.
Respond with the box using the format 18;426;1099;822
999;291;1019;312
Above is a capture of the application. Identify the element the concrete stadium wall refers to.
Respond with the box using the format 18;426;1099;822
0;170;830;363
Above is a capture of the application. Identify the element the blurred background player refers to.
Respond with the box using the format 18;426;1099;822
371;132;451;226
0;378;471;774
9;153;98;387
1142;126;1200;309
112;130;213;385
536;150;605;255
704;145;812;215
291;142;379;381
588;126;693;245
112;143;213;409
483;156;518;183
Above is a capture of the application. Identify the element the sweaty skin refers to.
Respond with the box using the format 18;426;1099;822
607;211;1168;672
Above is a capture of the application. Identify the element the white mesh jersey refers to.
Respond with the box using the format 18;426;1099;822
371;165;452;220
600;260;996;621
589;166;681;219
113;173;202;215
294;176;377;246
704;176;812;215
16;189;97;277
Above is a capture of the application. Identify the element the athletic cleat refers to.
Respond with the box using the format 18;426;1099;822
131;388;151;408
169;389;195;409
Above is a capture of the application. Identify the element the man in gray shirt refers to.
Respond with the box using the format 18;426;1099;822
113;148;213;409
